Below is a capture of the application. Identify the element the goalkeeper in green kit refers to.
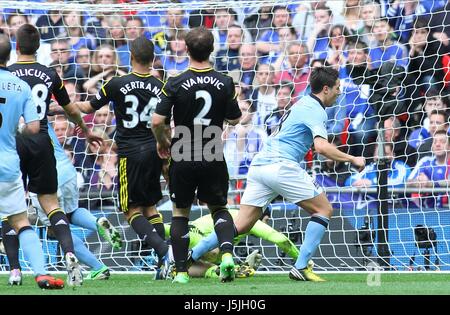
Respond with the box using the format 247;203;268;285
162;210;302;279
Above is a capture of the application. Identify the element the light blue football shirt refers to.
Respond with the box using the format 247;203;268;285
252;94;328;166
47;122;77;186
0;68;39;182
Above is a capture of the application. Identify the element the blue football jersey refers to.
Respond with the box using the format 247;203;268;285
0;68;39;182
252;94;328;166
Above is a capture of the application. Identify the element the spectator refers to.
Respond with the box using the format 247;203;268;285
161;30;189;77
340;40;377;157
250;63;277;127
256;6;292;62
105;14;127;49
384;116;418;167
357;1;381;48
214;24;244;73
341;0;364;34
409;109;448;150
264;82;295;135
116;17;145;68
82;131;117;191
75;46;92;80
292;0;327;40
257;25;298;65
188;6;215;29
153;7;187;56
273;42;310;98
6;12;52;65
35;4;64;42
386;0;428;43
228;43;258;97
404;17;449;111
212;8;239;53
369;18;409;70
83;44;126;96
407;130;449;207
223;99;266;177
85;0;116;46
51;115;73;146
50;39;84;80
325;24;351;70
243;5;273;41
417;110;449;159
307;4;334;60
345;143;411;188
92;105;116;140
59;10;96;61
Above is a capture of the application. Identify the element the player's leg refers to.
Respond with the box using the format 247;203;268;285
168;160;198;284
188;164;276;264
119;154;168;259
289;192;331;282
1;219;22;285
71;232;110;280
198;161;237;282
143;207;165;241
62;176;122;249
276;163;331;281
170;206;191;284
1;177;63;289
21;134;77;258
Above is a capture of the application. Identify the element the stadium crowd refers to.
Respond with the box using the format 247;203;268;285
1;0;450;208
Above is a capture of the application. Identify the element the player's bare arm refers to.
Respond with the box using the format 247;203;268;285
152;113;171;159
314;135;365;170
65;102;103;147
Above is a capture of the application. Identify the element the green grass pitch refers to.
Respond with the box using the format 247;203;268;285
0;273;449;295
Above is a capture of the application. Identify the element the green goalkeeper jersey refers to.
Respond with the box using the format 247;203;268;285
164;210;299;260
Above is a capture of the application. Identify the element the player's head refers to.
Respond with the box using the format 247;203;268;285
130;35;154;66
0;34;11;65
185;26;214;62
310;66;340;107
16;24;41;55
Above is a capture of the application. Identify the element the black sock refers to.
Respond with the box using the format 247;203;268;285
170;216;189;273
48;208;74;254
147;213;165;241
129;214;167;258
212;209;235;255
1;220;20;270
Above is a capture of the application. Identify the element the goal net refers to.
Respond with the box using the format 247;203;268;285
0;0;449;273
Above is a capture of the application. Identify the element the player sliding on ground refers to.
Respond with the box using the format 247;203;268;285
184;67;365;282
162;209;306;279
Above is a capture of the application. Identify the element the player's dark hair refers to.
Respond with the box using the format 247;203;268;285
310;67;339;94
16;24;40;55
433;129;449;141
185;26;214;62
130;35;154;65
0;34;11;64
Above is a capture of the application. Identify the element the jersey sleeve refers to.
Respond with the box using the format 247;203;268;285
303;107;328;140
224;76;242;121
52;72;71;107
90;79;113;110
155;79;174;117
22;84;39;124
